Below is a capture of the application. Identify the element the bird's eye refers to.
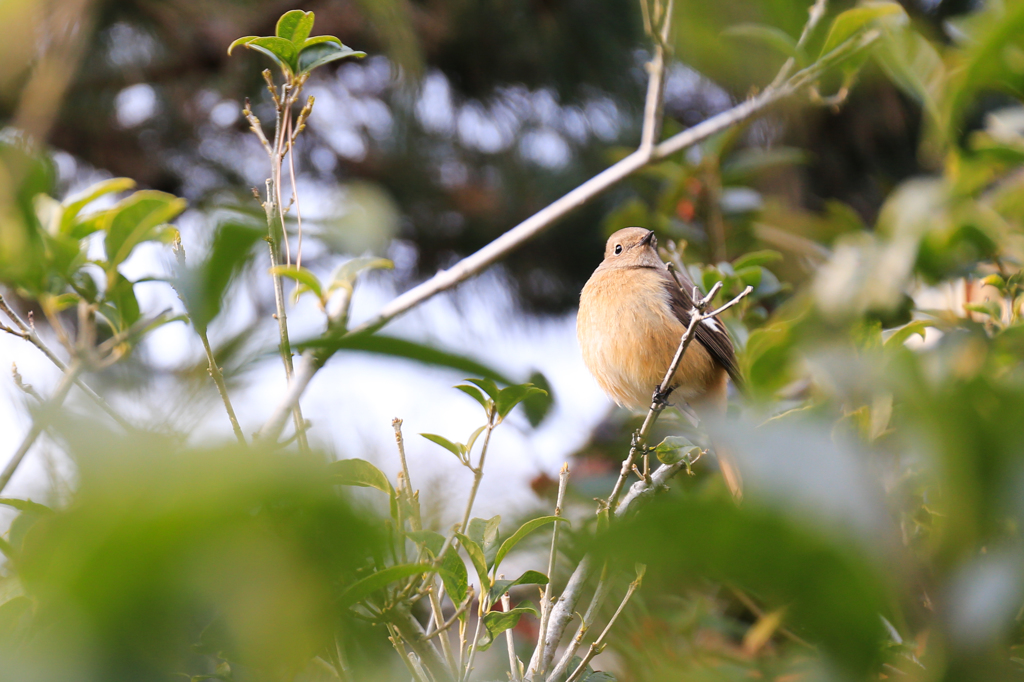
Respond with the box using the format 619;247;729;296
614;244;622;255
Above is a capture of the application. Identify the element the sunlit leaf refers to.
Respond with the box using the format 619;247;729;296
328;458;395;497
488;570;549;605
455;533;490;592
455;384;489;409
440;547;469;607
420;433;464;461
276;10;314;44
59;178;136;234
103;191;187;270
269;265;322;301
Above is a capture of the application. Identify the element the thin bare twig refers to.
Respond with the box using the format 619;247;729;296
769;0;829;89
546;561;613;682
0;362;81;494
533;463;570;673
503;589;522;682
564;566;645;682
0;294;132;431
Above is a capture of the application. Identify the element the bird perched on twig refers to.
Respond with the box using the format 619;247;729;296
577;227;743;497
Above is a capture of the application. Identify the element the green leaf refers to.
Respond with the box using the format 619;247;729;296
440;547;469;606
297;41;366;76
476;602;539;651
522;371;554;427
103;191;187;270
100;273;141;332
488;570;549;605
455;533;490;592
324;257;392;296
60;178;136;234
581;672;617;681
328;458;395;496
722;23;800;60
246;36;300;74
300;35;343;50
652;436;702;466
227;36;257;55
819;3;905;58
467;515;501;553
0;498;53;514
733;250;783;270
296;333;514;385
492;516;568;571
269;265;322;300
338;563;436;608
420;433;465;461
455;384;489;409
884;319;935;347
496;384;547;420
407;530;446;557
0;536;14;561
276;10;315;44
465;425;487;456
466;378;500;401
173;222;263;333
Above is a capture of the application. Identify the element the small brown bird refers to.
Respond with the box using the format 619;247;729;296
577;227;743;496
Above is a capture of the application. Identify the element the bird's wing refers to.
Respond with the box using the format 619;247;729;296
660;268;743;388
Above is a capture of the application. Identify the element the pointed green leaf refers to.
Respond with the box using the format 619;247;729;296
477;602;540;651
440;547;469;606
0;498;52;514
246;36;300;74
455;384;489;409
465;425;487;456
339;563;436;607
227;36;258;55
300;35;343;50
488;570;549;605
467;515;501;552
819;3;905;58
269;265;322;300
328;458;395;496
276;10;314;43
455;532;490;592
492;516;568;571
467;378;499;402
60;178;136;234
653;436;701;466
103;191;187;269
407;530;446;557
884;320;935;347
522;371;554;427
295;333;514;385
496;384;547;420
420;433;464;461
324;257;392;296
297;41;366;76
100;273;141;332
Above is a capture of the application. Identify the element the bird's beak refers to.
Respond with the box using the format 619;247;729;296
640;230;655;246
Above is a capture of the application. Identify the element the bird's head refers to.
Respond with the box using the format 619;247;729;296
599;227;663;270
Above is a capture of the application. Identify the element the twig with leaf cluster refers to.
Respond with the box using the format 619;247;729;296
229;10;366;453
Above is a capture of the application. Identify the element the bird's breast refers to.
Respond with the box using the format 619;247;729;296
577;267;717;410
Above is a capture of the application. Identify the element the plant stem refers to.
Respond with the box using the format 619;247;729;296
198;331;246;445
0;361;81;494
459;416;495;535
547;562;612;682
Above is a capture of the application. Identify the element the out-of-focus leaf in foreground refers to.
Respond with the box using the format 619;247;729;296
1;425;386;682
